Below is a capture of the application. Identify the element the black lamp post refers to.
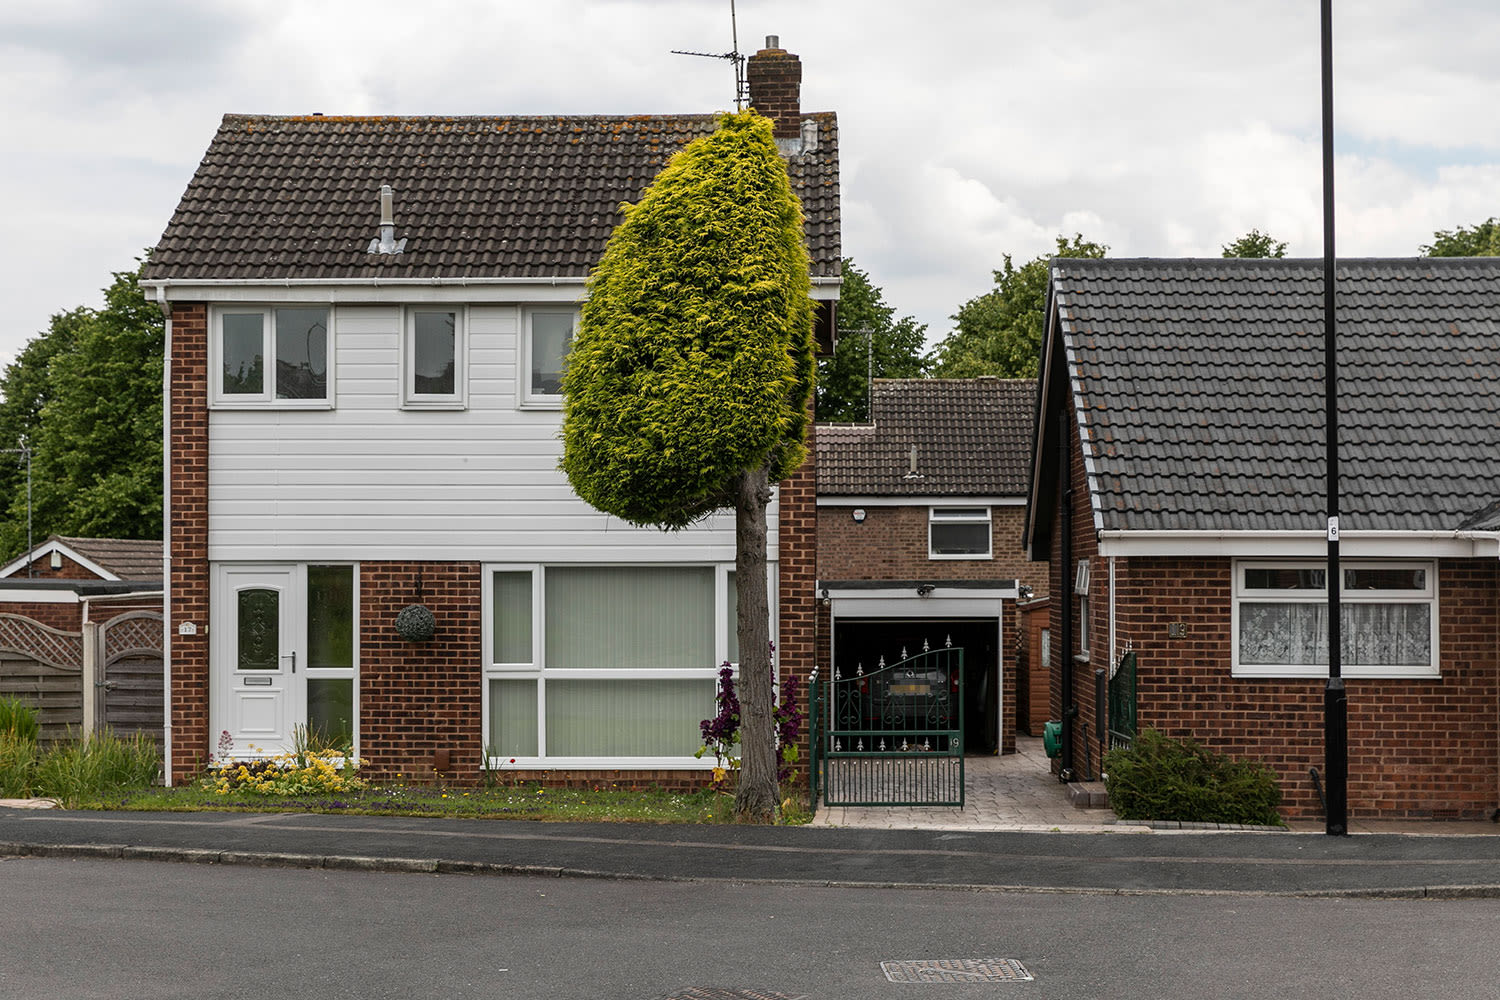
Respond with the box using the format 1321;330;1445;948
1321;0;1349;837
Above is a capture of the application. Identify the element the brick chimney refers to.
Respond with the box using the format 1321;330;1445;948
747;35;802;138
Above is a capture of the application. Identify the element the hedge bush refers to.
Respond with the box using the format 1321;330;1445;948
1103;729;1283;826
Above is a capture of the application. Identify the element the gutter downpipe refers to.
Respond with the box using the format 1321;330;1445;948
155;285;173;786
1058;412;1076;781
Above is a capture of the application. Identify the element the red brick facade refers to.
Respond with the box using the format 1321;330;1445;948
777;433;819;783
817;504;1047;592
6;553;99;580
168;303;211;782
1048;418;1500;820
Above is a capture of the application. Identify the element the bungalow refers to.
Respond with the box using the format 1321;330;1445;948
1027;256;1500;820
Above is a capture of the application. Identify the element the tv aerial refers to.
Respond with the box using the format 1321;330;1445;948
671;0;749;109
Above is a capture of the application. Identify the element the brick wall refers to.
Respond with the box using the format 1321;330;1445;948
167;303;210;783
817;504;1047;592
7;553;100;580
778;429;819;784
1016;597;1052;736
747;43;802;138
1048;416;1103;778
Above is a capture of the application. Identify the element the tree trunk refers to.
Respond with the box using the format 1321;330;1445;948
732;463;778;823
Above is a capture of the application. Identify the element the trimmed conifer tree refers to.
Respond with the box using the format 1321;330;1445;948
562;110;815;822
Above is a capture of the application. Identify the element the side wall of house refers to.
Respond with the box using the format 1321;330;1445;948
168;303;210;781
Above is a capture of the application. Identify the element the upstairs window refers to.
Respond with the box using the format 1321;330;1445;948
214;306;331;406
523;308;577;406
403;308;465;408
929;507;992;559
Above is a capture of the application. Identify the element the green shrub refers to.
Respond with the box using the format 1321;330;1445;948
0;696;40;743
0;734;39;797
33;729;161;807
1103;729;1283;826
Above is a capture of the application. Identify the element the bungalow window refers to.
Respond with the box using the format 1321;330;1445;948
929;507;992;559
213;306;332;406
402;308;465;408
1232;561;1438;678
521;308;577;406
484;564;748;765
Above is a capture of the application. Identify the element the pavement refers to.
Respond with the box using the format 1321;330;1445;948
2;735;1497;897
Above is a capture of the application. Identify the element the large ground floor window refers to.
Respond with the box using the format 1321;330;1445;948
1232;560;1438;678
483;563;758;767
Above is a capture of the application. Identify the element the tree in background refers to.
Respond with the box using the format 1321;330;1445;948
561;112;814;822
1222;229;1288;258
1421;218;1500;257
815;259;927;423
930;234;1107;379
0;259;163;559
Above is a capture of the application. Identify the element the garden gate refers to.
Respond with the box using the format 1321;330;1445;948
812;640;964;807
1108;649;1137;751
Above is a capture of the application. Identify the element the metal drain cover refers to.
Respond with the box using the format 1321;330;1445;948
882;958;1034;984
661;990;808;1000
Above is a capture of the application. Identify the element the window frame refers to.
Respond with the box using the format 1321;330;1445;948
1075;558;1091;658
1231;559;1439;679
481;563;754;769
518;306;579;409
928;506;993;560
209;305;336;409
401;306;467;409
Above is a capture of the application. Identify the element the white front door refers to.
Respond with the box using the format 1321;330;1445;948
213;565;303;755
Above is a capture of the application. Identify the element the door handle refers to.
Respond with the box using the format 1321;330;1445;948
282;651;297;673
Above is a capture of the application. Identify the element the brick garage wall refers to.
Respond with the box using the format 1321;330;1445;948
817;504;1047;594
8;554;102;580
167;303;209;783
1114;555;1499;820
0;601;83;632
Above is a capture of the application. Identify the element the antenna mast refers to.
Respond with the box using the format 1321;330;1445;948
671;0;748;109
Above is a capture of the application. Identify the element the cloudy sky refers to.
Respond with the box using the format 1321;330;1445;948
3;0;1499;370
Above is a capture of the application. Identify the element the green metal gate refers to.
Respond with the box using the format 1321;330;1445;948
1107;649;1137;751
812;642;964;807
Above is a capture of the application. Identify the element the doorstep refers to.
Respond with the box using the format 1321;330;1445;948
1067;782;1109;809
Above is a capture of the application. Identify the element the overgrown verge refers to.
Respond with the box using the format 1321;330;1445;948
1103;728;1284;826
0;696;160;806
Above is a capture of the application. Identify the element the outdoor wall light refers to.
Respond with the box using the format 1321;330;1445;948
916;584;936;597
852;508;866;523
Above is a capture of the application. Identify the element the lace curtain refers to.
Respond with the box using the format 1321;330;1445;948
1239;601;1431;667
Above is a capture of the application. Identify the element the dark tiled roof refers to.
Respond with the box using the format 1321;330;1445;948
817;378;1036;497
1052;257;1500;532
144;113;840;281
55;537;163;581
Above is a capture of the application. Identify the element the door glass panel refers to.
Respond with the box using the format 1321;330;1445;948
488;679;538;757
237;588;279;671
274;306;328;399
308;565;354;669
307;678;354;748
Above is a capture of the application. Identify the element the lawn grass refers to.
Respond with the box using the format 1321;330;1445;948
83;781;813;825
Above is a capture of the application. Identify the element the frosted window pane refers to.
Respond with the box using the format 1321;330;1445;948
545;678;715;756
545;566;713;669
488;679;538;757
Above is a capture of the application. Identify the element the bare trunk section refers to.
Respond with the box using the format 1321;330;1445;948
732;463;778;823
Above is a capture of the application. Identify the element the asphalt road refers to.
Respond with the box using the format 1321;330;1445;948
3;856;1498;1000
3;808;1500;896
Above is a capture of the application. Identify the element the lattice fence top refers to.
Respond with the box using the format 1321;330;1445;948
0;613;83;671
103;611;164;663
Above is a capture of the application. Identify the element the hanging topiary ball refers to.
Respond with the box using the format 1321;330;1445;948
395;603;436;642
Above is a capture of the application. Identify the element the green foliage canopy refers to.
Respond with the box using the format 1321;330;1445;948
815;258;927;423
1421;217;1500;257
561;111;815;529
930;234;1107;379
1222;228;1288;258
0;259;163;558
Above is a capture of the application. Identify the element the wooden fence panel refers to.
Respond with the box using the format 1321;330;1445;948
0;613;84;745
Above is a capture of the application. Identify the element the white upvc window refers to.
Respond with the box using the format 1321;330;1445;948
520;307;577;407
482;563;754;768
211;305;333;407
929;507;992;559
1232;560;1438;678
1075;558;1091;658
401;307;466;408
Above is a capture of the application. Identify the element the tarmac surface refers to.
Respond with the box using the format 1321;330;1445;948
2;736;1496;897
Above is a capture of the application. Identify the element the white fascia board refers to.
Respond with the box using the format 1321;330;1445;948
0;588;78;604
810;277;841;300
1096;530;1500;559
140;277;587;306
817;496;1025;507
0;540;120;581
829;595;1012;618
